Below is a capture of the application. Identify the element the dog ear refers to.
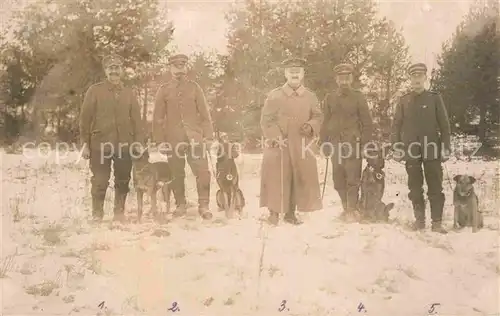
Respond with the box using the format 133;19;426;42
453;175;461;182
468;176;476;184
385;202;395;213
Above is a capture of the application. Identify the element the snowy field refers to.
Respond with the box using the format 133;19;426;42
1;147;499;316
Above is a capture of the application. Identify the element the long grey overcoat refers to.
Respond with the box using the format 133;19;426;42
259;83;324;213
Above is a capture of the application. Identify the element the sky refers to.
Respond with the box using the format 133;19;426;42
1;0;474;70
164;0;474;70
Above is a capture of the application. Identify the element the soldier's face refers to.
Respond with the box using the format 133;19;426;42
336;73;352;88
284;67;304;86
410;73;426;91
104;64;123;82
171;63;187;79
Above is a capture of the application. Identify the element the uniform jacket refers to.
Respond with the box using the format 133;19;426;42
259;83;323;212
152;78;213;145
79;81;144;151
320;88;373;145
391;90;451;161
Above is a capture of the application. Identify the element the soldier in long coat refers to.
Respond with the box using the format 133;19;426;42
260;57;323;225
391;63;451;234
320;63;373;222
80;54;145;223
152;54;214;220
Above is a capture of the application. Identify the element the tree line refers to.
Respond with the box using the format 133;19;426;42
0;0;498;154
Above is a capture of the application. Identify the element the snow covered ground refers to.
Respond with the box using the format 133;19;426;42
1;147;499;316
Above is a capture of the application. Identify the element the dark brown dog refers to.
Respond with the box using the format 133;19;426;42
359;148;394;223
453;175;482;232
132;150;173;222
215;141;245;219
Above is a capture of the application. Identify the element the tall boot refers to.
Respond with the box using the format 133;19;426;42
411;201;426;231
91;194;105;221
430;196;447;234
112;191;127;222
172;177;187;217
336;189;349;220
345;186;360;223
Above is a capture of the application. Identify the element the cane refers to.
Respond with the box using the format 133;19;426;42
321;158;329;200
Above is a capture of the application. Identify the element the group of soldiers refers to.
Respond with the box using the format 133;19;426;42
79;53;452;234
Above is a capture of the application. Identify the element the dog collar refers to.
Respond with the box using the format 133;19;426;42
368;165;384;180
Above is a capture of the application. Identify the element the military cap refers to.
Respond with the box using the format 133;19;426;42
102;54;124;68
168;54;189;65
334;63;354;75
408;63;427;75
281;57;306;68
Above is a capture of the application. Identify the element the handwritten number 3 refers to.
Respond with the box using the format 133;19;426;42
278;300;289;312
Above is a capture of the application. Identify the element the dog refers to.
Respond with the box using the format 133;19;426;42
453;175;483;232
132;149;173;222
358;148;394;223
215;141;245;219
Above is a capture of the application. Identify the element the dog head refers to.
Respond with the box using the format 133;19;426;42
363;149;386;184
453;174;476;197
132;149;156;191
216;141;240;161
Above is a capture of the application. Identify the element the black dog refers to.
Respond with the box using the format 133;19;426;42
215;141;245;219
132;150;173;222
359;148;394;223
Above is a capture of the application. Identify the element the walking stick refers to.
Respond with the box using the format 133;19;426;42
322;158;329;200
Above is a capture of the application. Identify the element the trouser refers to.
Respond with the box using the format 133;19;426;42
167;142;211;208
405;159;445;223
89;148;132;218
331;155;362;212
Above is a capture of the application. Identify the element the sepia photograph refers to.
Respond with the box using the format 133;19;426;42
0;0;499;315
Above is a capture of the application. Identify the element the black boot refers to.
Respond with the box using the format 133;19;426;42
91;195;105;222
112;192;127;223
284;210;303;225
199;204;213;220
431;222;448;234
410;202;426;231
430;195;447;234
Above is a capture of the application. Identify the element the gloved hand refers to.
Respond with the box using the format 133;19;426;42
300;123;313;137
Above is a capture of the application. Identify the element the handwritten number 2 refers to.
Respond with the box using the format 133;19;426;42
278;300;289;312
168;301;180;312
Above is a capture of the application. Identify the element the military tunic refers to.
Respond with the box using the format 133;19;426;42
320;88;373;212
79;80;144;217
391;90;451;223
152;78;214;208
260;83;323;213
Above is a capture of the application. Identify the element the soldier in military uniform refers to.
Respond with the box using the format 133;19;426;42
320;63;374;222
80;54;145;223
390;63;451;234
152;54;214;220
260;57;323;226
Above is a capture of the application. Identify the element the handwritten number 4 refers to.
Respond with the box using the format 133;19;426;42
98;301;105;309
278;300;290;312
358;302;367;313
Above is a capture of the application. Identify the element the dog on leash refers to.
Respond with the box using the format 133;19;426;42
453;175;483;232
358;148;394;223
215;141;245;219
132;149;173;222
